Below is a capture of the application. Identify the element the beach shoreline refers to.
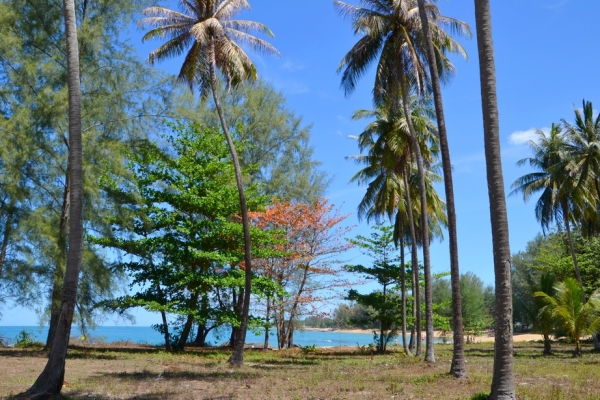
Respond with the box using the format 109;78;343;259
300;327;544;343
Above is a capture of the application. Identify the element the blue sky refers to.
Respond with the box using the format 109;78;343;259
3;0;599;326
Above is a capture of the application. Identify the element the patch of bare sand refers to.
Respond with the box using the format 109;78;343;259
302;327;544;342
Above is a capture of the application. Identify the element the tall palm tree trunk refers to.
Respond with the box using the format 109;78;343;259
208;43;253;366
47;177;69;348
404;168;421;356
397;215;411;355
28;0;83;395
474;1;515;398
399;72;434;362
561;201;584;298
415;0;466;377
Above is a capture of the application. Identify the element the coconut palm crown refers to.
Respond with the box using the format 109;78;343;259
139;0;280;96
335;0;470;104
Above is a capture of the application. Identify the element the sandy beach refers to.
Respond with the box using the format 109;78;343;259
301;327;544;343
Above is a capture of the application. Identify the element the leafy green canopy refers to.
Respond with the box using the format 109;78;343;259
175;79;328;203
91;122;283;338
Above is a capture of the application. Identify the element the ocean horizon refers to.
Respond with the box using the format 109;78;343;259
0;325;401;348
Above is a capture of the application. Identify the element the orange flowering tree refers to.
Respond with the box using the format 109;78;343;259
250;198;354;349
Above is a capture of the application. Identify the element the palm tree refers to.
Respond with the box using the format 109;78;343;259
562;100;600;233
414;0;471;377
28;0;84;395
473;0;515;398
348;97;445;356
535;278;600;357
510;125;592;298
336;0;468;364
534;273;556;356
139;0;279;365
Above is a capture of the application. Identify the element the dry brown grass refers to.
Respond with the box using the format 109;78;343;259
2;340;600;399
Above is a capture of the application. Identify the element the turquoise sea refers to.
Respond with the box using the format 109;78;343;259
0;325;387;348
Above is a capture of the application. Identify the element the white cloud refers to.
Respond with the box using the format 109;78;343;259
544;0;569;10
508;127;549;145
280;59;306;72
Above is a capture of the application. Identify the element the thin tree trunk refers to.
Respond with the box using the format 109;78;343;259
399;70;434;362
0;200;16;275
28;0;83;395
264;297;271;350
399;225;410;355
543;333;551;356
207;43;252;366
194;294;210;347
403;167;421;357
415;0;466;377
47;177;70;348
474;0;515;398
176;314;194;350
287;325;294;348
562;201;584;299
285;263;311;349
161;309;170;351
380;284;386;352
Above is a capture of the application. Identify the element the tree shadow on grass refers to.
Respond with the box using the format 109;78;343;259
96;369;261;382
0;348;48;358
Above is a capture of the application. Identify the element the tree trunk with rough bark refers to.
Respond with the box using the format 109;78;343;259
474;0;515;398
415;0;466;377
161;309;170;351
176;314;194;350
27;0;83;395
0;200;16;275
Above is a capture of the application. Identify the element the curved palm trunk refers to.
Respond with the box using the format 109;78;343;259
47;176;69;348
208;43;253;366
474;1;515;398
399;71;434;362
403;168;421;356
415;0;466;377
28;0;83;395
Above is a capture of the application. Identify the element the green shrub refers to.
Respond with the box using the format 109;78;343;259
14;330;42;348
469;392;489;400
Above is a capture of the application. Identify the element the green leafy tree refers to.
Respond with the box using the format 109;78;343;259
139;0;279;365
93;122;281;351
460;272;493;343
176;79;328;203
346;225;400;352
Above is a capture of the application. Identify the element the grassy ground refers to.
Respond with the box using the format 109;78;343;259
2;340;600;399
